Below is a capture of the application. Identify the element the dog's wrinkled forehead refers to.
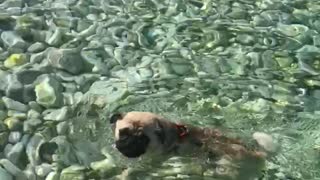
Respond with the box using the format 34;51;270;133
109;111;159;128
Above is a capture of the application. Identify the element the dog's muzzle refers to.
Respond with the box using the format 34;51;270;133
115;133;150;158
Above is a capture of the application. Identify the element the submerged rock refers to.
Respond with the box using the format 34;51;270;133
45;28;63;46
171;63;193;75
30;52;45;64
0;15;15;31
8;131;22;144
276;23;309;37
0;159;27;180
87;80;128;105
90;157;118;174
26;133;45;166
4;54;28;69
1;31;27;52
47;48;84;74
0;111;6;122
2;97;28;112
253;132;278;153
23;118;42;133
34;75;63;108
28;101;43;113
0;70;9;92
6;142;24;164
38;141;58;164
45;171;60;180
27;42;46;53
4;117;22;131
296;45;320;63
0;167;13;180
20;134;30;146
5;79;23;101
5;74;35;103
0;121;7;132
56;121;68;135
4;144;13;157
35;163;53;177
0;132;9;149
16;69;43;85
47;136;77;165
80;48;109;74
71;140;104;166
27;109;41;119
7;110;27;120
236;34;255;45
60;165;86;180
43;106;69;121
23;164;36;180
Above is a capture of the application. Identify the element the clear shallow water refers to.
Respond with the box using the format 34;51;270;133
74;97;319;179
1;0;320;179
73;0;320;179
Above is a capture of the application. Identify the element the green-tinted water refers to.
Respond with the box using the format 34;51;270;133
72;0;320;179
74;0;320;179
1;0;320;179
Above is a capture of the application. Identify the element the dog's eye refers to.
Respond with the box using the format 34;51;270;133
119;128;130;140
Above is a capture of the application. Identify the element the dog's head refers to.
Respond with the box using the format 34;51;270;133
109;112;177;158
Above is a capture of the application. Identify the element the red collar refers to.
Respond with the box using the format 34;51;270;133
175;124;189;139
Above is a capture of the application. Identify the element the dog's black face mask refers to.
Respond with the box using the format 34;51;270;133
115;127;150;158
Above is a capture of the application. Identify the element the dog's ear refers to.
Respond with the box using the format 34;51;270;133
154;119;165;144
109;113;124;124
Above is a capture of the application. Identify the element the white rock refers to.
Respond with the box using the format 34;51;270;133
35;163;53;177
253;132;278;153
8;131;22;144
45;171;60;180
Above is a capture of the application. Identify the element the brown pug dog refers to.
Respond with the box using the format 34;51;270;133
110;111;276;179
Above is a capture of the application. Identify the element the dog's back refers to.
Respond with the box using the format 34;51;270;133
178;126;269;180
